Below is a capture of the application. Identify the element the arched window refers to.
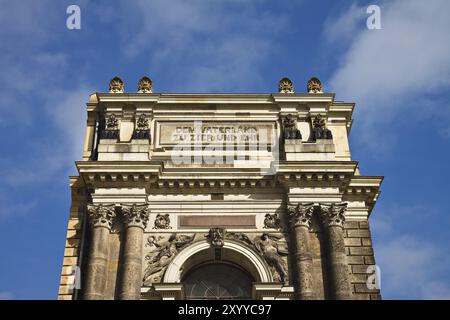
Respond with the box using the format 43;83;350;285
183;263;254;300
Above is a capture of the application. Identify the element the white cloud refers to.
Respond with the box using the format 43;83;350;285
372;204;450;299
326;0;450;149
376;235;450;299
323;3;366;45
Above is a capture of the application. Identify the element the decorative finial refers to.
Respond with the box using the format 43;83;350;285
279;77;294;93
307;77;323;93
138;76;153;93
109;76;124;93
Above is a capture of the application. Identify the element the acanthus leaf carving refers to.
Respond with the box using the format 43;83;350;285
287;203;315;229
320;203;347;228
86;203;116;229
121;203;150;229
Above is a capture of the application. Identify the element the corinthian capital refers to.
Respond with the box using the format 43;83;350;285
287;203;315;229
320;203;347;228
121;204;150;229
87;204;117;229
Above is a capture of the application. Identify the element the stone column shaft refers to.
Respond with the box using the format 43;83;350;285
119;204;149;300
84;204;116;300
322;203;351;300
288;203;315;300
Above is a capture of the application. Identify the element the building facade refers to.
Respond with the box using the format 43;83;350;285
58;76;383;300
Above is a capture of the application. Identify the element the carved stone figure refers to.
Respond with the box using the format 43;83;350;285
109;76;124;93
138;76;153;93
105;114;118;130
311;114;333;140
101;113;119;139
132;114;150;139
307;77;323;93
254;233;289;284
142;234;195;285
153;214;171;229
207;227;226;247
263;213;281;229
224;232;253;246
279;77;294;93
282;114;302;140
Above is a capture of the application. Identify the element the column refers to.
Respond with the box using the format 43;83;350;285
84;204;116;300
287;203;315;300
119;204;150;300
321;203;352;299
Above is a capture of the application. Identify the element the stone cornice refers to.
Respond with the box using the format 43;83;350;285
95;92;337;105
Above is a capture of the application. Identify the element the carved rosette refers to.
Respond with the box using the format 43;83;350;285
87;204;116;229
109;76;124;93
153;214;172;229
287;203;315;229
263;213;281;229
307;77;323;93
279;77;294;93
121;204;150;229
207;227;226;247
320;203;347;228
137;76;153;93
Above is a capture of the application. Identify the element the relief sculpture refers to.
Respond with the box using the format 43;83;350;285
142;233;195;285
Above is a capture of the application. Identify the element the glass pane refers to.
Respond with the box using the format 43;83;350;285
183;263;254;300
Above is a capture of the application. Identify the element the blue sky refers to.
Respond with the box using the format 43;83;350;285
0;0;449;299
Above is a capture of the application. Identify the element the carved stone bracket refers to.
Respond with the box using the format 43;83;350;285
320;203;347;228
87;204;117;229
153;214;172;229
121;203;150;229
